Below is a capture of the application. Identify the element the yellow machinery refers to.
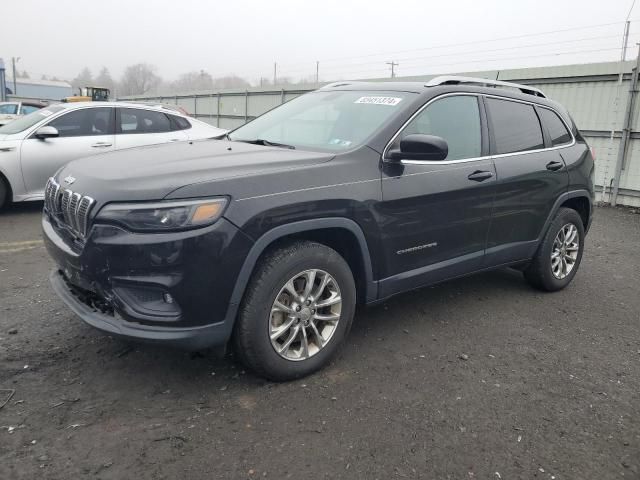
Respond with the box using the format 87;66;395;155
63;87;110;103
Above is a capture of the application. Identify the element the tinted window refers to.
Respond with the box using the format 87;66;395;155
486;98;544;154
401;95;482;160
119;108;171;134
47;108;113;137
538;107;572;146
170;115;192;130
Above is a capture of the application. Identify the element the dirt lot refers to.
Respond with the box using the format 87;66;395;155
0;203;639;480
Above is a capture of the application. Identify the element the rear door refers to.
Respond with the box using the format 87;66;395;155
20;107;115;195
484;96;570;265
114;108;187;150
378;94;496;297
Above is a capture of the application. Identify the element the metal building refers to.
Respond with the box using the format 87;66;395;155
121;60;640;207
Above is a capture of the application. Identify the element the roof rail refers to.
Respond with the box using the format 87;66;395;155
425;75;546;98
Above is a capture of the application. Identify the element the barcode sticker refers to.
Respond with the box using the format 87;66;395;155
354;96;403;106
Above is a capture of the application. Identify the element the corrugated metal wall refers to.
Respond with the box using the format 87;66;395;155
121;61;640;206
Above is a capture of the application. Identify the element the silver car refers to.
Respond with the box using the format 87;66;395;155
0;102;226;209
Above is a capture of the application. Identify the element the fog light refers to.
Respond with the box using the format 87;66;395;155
163;293;174;304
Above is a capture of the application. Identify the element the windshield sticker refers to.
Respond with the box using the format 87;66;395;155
39;110;54;116
355;96;403;106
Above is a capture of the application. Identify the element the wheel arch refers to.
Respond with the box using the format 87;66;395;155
222;218;377;332
0;169;13;206
539;190;592;242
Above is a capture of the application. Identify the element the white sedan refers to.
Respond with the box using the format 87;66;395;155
0;102;226;209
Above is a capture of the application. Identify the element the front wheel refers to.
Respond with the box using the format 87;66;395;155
232;241;356;381
524;207;585;291
0;178;8;211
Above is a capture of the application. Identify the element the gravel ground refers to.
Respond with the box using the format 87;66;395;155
0;202;639;480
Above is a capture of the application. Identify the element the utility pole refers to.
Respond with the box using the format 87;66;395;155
0;59;6;102
11;56;20;95
611;43;640;206
273;62;277;86
386;61;398;78
315;61;319;85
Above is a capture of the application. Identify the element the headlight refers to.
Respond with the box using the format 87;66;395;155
96;198;228;232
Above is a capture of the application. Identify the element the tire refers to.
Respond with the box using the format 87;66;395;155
0;178;7;211
232;240;356;381
524;207;585;292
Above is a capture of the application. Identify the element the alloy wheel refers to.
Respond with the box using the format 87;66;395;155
551;223;580;280
269;269;342;361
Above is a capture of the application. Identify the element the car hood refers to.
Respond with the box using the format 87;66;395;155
56;139;334;203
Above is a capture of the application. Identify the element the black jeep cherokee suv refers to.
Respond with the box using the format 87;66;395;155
43;76;594;380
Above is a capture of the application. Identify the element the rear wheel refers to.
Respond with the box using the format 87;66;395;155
233;241;356;381
524;207;585;291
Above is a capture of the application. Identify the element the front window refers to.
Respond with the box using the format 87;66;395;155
48;107;114;137
0;103;18;115
229;90;415;152
397;95;482;161
0;106;65;134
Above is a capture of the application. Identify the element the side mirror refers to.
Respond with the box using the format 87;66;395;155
34;126;59;140
387;134;448;162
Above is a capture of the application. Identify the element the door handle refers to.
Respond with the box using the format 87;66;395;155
169;138;181;142
467;170;494;182
546;161;564;171
91;142;112;148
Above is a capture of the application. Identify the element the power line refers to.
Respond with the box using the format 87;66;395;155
276;19;635;74
279;33;630;76
310;46;633;80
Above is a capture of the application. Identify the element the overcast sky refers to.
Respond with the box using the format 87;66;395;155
1;0;638;83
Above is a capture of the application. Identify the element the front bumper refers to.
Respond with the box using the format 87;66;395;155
50;269;229;349
43;213;254;349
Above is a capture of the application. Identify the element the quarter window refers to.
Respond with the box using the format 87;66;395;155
47;108;113;137
118;108;171;134
169;115;192;131
538;107;572;146
400;95;482;160
486;98;544;154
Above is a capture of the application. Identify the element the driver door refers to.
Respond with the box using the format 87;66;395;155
20;107;115;195
377;94;496;297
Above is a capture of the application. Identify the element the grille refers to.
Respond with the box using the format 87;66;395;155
44;177;95;238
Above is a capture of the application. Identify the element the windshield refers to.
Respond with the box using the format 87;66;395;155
0;103;18;115
229;90;414;152
0;106;65;134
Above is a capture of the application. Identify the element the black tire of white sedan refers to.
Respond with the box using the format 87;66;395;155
524;207;585;292
0;178;7;210
233;241;356;381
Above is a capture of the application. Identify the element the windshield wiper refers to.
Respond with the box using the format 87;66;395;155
234;138;296;149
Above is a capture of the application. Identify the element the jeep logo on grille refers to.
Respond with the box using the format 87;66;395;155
64;175;76;185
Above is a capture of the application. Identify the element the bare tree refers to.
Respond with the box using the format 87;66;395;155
95;67;116;94
211;75;251;90
171;70;214;92
119;63;161;96
72;67;93;89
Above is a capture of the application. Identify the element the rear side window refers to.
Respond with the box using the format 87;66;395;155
538;107;572;146
401;95;482;160
118;108;171;134
169;115;192;130
486;98;544;154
